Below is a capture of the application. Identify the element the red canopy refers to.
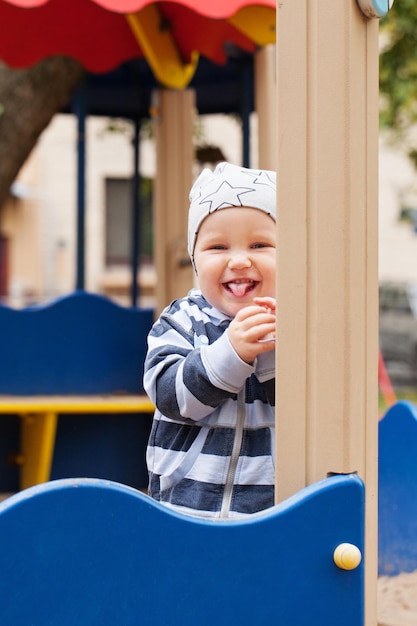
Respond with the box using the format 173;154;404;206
0;0;276;87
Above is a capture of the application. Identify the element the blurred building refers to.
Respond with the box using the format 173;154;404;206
379;133;417;284
5;111;417;309
0;111;257;309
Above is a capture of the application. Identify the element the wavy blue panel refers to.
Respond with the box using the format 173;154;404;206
0;291;154;394
0;474;364;626
379;400;417;575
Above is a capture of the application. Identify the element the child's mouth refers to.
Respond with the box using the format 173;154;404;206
224;280;257;297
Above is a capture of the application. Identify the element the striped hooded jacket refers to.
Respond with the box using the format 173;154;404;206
144;288;275;519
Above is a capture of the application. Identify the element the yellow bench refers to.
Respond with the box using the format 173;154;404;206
0;395;154;490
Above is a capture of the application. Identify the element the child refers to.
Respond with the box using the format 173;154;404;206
144;162;276;518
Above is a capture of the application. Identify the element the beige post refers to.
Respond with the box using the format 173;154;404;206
275;2;379;624
255;45;277;170
152;89;195;315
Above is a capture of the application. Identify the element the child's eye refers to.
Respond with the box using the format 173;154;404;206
251;242;268;249
210;244;227;250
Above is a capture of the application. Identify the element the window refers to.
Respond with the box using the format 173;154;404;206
105;177;153;265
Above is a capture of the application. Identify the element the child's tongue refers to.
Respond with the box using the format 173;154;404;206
227;281;253;297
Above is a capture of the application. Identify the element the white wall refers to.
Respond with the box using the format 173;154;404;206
379;136;417;283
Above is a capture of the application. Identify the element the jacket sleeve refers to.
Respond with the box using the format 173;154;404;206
143;311;254;422
254;350;275;382
253;350;276;406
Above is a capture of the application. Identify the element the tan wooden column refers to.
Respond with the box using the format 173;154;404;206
152;89;195;315
275;2;379;624
255;45;277;170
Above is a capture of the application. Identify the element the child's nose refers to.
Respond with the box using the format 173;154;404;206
228;252;252;269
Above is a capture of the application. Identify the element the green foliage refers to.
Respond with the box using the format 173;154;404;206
379;0;417;135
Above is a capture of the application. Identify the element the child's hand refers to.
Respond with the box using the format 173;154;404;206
253;296;276;314
227;297;276;364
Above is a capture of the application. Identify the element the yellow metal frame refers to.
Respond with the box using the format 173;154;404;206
0;395;154;490
20;411;58;491
126;7;199;90
229;6;276;46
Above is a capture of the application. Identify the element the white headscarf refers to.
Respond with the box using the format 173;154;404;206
188;162;276;263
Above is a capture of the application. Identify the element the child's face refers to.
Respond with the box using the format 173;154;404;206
193;207;276;318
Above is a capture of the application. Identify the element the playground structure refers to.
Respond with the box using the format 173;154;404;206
0;474;364;625
0;1;403;625
0;291;154;491
379;401;417;577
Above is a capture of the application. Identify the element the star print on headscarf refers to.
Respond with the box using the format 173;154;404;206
198;180;256;212
243;169;276;188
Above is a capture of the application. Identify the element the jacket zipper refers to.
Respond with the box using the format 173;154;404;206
220;388;245;518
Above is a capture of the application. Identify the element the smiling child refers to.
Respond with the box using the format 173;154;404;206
144;162;276;518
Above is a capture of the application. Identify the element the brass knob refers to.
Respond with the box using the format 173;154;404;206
333;543;362;570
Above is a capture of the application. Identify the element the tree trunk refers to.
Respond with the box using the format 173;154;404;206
0;57;85;209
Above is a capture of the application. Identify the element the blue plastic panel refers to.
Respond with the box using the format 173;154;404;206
0;474;364;625
50;412;152;489
0;291;154;394
379;400;417;575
